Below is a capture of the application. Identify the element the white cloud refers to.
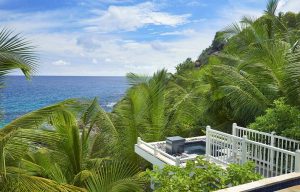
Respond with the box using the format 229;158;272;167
4;0;300;76
215;0;299;32
30;28;214;76
278;0;300;13
0;1;216;76
52;60;70;66
83;2;190;32
186;1;207;7
105;58;112;62
160;29;196;36
220;7;262;24
0;10;72;33
92;58;98;64
97;0;133;3
277;0;288;10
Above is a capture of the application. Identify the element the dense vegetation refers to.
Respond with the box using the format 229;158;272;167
147;157;261;192
249;98;300;139
174;0;300;133
1;0;300;191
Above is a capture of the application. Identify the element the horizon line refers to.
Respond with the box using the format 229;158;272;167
6;75;127;77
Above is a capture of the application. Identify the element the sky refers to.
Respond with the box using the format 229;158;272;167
0;0;299;76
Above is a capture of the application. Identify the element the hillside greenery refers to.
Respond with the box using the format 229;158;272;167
1;0;300;191
249;98;300;140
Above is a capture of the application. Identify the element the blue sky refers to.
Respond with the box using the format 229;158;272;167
0;0;299;76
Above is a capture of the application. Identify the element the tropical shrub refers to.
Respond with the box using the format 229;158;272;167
175;58;195;74
249;99;300;140
147;157;262;192
181;0;300;132
0;98;146;191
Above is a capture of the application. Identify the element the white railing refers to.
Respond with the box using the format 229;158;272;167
246;138;296;177
206;125;300;177
206;127;243;165
232;123;300;151
137;124;300;177
137;137;178;164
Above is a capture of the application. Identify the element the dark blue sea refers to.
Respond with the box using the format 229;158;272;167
0;76;129;127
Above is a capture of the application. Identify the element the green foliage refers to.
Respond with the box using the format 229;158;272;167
0;28;38;127
81;69;206;170
179;0;300;131
3;0;300;191
249;99;300;140
175;58;195;74
85;160;145;192
226;162;262;186
0;28;37;79
197;31;227;66
282;12;298;28
0;98;146;191
147;157;262;192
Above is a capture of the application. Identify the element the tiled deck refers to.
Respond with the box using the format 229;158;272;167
135;136;206;168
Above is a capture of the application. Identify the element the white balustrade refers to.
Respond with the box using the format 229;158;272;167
232;124;300;151
206;124;300;177
137;124;300;177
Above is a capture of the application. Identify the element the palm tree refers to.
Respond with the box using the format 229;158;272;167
0;28;37;82
0;99;86;191
199;0;300;129
85;160;145;192
0;98;145;191
0;28;37;129
94;69;203;167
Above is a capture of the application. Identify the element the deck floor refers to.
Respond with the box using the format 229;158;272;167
276;185;300;192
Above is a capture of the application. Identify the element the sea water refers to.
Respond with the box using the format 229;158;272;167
0;76;129;127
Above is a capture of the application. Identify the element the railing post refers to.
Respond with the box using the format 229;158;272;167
175;157;180;166
295;150;300;172
206;126;211;160
270;132;276;173
154;145;158;156
241;135;247;164
232;123;237;136
232;137;237;163
270;132;276;147
231;123;238;162
137;137;141;145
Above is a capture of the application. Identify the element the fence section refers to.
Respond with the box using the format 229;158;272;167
206;125;300;177
232;123;300;151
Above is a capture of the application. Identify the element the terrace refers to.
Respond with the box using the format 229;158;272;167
135;123;300;177
135;123;300;191
135;135;206;168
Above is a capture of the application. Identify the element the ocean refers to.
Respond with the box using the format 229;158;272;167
0;76;129;127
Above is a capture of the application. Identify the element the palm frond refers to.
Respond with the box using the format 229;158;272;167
284;48;300;105
265;0;279;16
126;73;150;86
205;64;270;124
240;16;257;25
1;99;78;134
85;160;145;192
0;28;38;79
1;167;86;192
222;22;245;39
